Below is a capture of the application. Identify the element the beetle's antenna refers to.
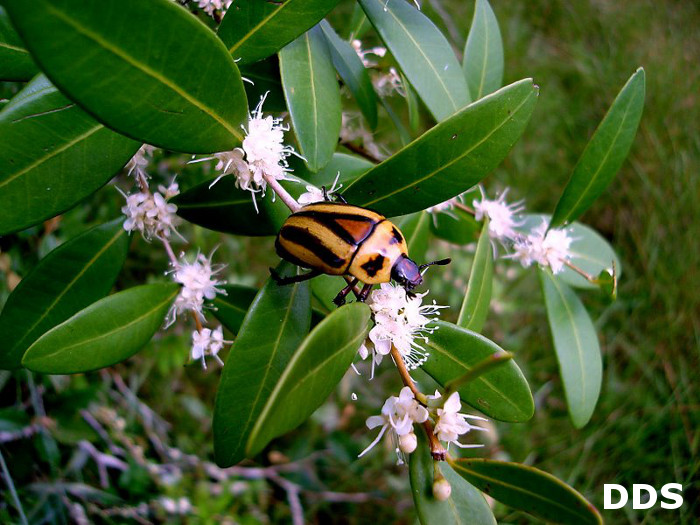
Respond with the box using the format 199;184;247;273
419;258;451;275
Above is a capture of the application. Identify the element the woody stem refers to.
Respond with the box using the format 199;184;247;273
264;174;301;213
454;202;476;215
562;259;594;281
190;310;204;333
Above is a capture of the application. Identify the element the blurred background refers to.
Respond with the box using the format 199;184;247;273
0;0;697;523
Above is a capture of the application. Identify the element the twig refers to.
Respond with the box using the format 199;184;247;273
0;447;29;525
264;175;301;212
340;140;382;164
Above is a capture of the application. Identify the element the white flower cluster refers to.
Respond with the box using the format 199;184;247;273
351;39;387;68
125;144;155;178
509;220;574;274
373;67;406;98
472;188;525;242
196;0;231;17
121;181;181;240
191;325;229;369
358;283;447;375
429;391;487;448
167;252;227;327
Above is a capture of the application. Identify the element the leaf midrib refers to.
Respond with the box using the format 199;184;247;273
226;1;293;56
0;40;30;54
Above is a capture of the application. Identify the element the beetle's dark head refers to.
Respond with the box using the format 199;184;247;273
391;256;451;291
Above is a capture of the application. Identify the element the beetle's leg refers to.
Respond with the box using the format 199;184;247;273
335;193;348;204
357;283;374;302
333;278;359;307
321;186;330;201
269;268;321;286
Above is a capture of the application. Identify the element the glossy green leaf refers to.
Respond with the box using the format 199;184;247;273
214;272;311;467
310;274;347;314
239;56;286;113
342;79;538;216
422;321;533;422
410;431;496;525
0;75;140;235
457;220;493;332
247;302;370;456
540;270;601;428
463;0;504;100
0;6;38;81
396;212;430;264
319;20;378;129
22;284;179;374
0;221;128;370
429;208;480;245
520;214;621;290
218;0;342;65
211;285;259;336
279;26;342;172
347;3;371;41
4;0;248;153
451;458;602;525
299;152;374;188
359;0;469;121
550;68;645;228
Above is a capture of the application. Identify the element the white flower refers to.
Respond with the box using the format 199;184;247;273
373;67;406;97
120;185;180;240
509;220;573;274
431;391;488;448
298;173;343;205
351;39;387;68
360;283;446;373
166;252;227;326
125;144;155;178
191;325;229;369
196;0;231;17
426;194;465;226
358;387;428;459
473;188;524;242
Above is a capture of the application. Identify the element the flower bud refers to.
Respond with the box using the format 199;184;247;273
433;478;452;501
398;432;418;454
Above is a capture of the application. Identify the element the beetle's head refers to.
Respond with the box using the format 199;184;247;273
392;256;452;292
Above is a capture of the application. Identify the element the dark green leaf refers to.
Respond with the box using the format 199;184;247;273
0;75;140;235
319;20;378;129
247;302;370;456
218;0;342;65
451;458;602;525
0;6;38;81
0;221;129;370
359;0;470;121
550;68;645;228
239;56;287;113
457;220;493;332
310;274;346;314
396;212;430;264
214;271;311;467
422;321;533;422
430;208;480;245
4;0;248;153
211;285;259;336
22;283;179;374
410;431;496;525
463;0;504;100
299;152;374;187
342;79;538;216
279;26;342;172
347;3;372;40
540;271;602;428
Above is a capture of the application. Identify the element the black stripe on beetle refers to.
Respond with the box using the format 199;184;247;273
360;254;386;277
294;210;375;246
390;226;403;245
280;226;347;268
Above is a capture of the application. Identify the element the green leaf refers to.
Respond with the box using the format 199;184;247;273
299;152;374;188
319;20;378;130
463;0;504;100
359;0;470;121
310;274;346;314
429;208;480;245
22;283;179;374
342;79;538;216
410;431;496;525
0;221;128;370
279;26;342;172
451;458;602;525
422;321;533;422
457;220;493;332
4;0;248;153
218;0;342;65
550;68;645;228
213;272;311;467
396;212;431;264
247;302;370;456
239;56;287;113
0;75;140;235
0;6;38;81
211;285;259;336
540;270;602;428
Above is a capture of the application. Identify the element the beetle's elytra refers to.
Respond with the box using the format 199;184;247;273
272;197;449;306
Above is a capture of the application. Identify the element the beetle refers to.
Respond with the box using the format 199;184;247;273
271;192;449;306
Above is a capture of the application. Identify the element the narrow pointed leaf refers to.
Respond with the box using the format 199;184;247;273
319;20;378;129
410;431;496;525
540;270;602;428
0;6;38;81
218;0;342;65
280;26;342;172
550;68;645;228
347;4;371;40
0;75;140;235
359;0;470;121
214;272;311;467
463;0;504;100
430;208;480;245
457;220;493;332
422;321;533;422
22;283;179;374
210;285;259;336
3;0;248;153
0;221;128;370
247;302;370;456
299;152;374;188
451;458;602;525
342;79;538;216
240;56;287;113
396;212;431;263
